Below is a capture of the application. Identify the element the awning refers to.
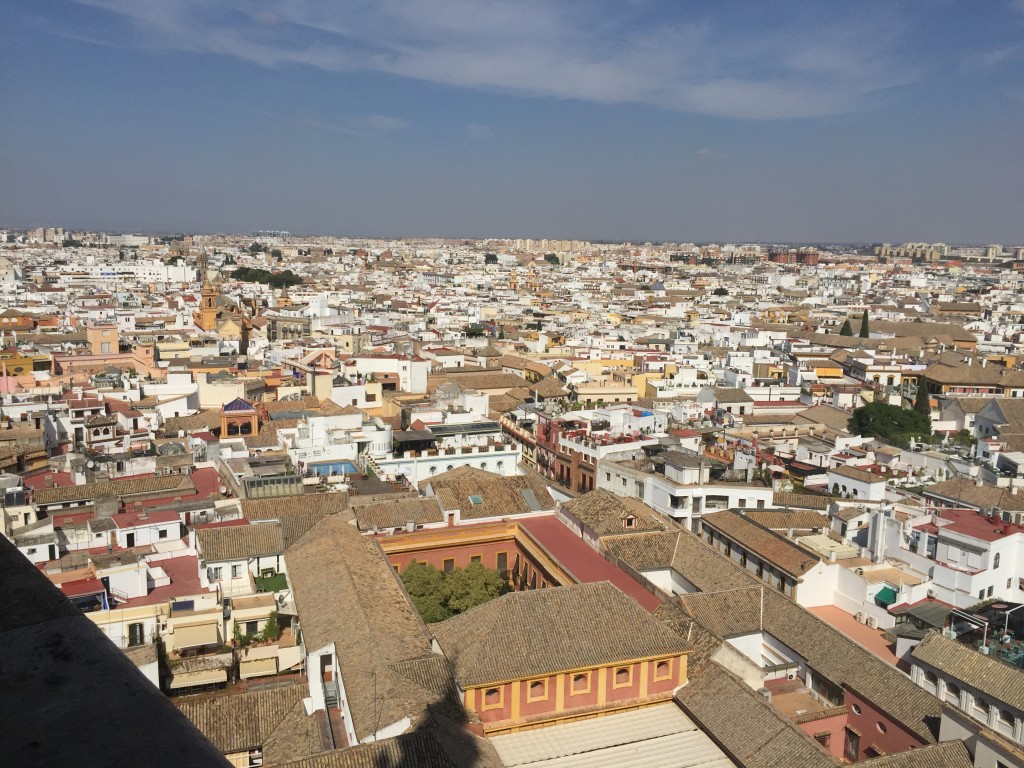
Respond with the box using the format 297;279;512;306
168;668;227;689
173;622;220;649
240;656;278;680
875;586;898;606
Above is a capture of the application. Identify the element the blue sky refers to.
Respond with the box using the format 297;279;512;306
1;0;1023;243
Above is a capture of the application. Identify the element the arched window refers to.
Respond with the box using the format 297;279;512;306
924;670;938;685
484;688;501;707
527;680;547;702
994;553;1001;569
614;667;632;687
571;673;589;693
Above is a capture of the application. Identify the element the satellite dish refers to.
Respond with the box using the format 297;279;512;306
87;460;95;469
219;485;227;495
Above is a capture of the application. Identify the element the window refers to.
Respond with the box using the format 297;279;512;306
128;622;145;647
844;728;861;760
876;722;887;734
605;472;611;482
974;698;990;719
946;682;961;705
851;704;863;715
624;516;636;529
158;529;168;539
231;564;242;579
994;552;1001;569
740;552;748;568
923;670;937;686
443;559;455;574
814;732;831;748
496;552;508;576
482;687;503;711
999;710;1014;727
653;660;673;682
613;667;633;688
211;567;223;581
571;672;591;695
527;679;548;702
988;586;994;598
470;555;482;565
245;621;258;635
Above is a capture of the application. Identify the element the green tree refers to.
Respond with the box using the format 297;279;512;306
401;560;451;623
544;253;559;266
484;253;498;265
400;560;509;623
442;562;510;615
248;241;263;254
848;401;931;447
258;611;281;643
713;287;729;296
839;319;853;336
270;248;282;260
859;309;870;338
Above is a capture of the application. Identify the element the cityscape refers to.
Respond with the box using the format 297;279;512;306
3;2;1024;768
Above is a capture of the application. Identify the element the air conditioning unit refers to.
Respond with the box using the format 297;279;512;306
855;568;865;576
787;673;797;681
866;616;878;629
759;688;772;703
855;612;866;624
927;589;937;598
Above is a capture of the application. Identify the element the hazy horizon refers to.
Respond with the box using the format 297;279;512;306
2;1;1023;243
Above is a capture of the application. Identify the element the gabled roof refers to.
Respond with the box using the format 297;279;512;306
560;489;668;536
423;466;554;520
912;631;1024;711
176;683;320;760
604;528;941;744
196;521;284;563
432;581;690;687
285;514;440;741
674;663;835;768
700;510;822;578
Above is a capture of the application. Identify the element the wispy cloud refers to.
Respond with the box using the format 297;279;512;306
63;0;919;120
465;123;492;140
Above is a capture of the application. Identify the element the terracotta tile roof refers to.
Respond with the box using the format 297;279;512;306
33;474;195;505
924;477;1024;512
675;663;836;768
176;684;319;759
743;510;829;531
241;494;351;546
560;489;668;536
423;466;554;520
277;724;503;768
858;742;973;768
912;631;1024;711
701;510;822;578
351;497;444;531
161;409;221;436
772;491;835;510
196;521;284;563
432;581;690;687
607;529;941;744
285;514;440;741
830;464;885;484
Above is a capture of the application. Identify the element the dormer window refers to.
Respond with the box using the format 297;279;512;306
623;516;636;529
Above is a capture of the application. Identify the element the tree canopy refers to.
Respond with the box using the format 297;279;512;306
848;400;931;447
839;319;853;336
400;560;510;623
484;253;498;265
712;287;729;296
859;309;871;338
231;266;303;288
